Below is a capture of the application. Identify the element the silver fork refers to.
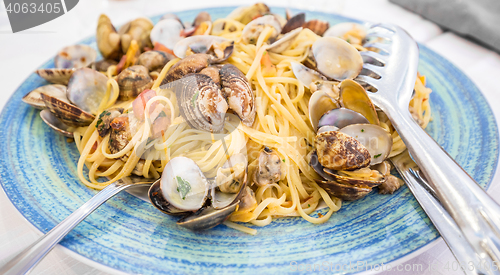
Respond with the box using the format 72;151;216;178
358;23;500;274
0;176;157;275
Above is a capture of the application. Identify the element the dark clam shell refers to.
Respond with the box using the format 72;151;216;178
162;73;228;133
219;64;256;127
193;11;211;27
41;93;95;127
281;13;305;34
36;68;75;85
40;109;74;138
161;53;211;85
303;19;330;36
176;203;239;230
148;180;191;216
93;59;118;72
116;65;153;100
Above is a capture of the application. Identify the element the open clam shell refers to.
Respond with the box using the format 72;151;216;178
317;107;369;130
291;62;326;87
324;168;385;188
148;179;191;216
150;18;184;50
36;68;75;85
22;84;67;109
339;79;380;125
242;15;282;44
173;35;234;62
219;64;256;127
118;17;154;53
339;124;393;165
66;68;108;115
268;27;302;54
162;73;228;133
176;203;239;230
281;13;305;34
40;109;75;138
308;89;340;131
323;22;368;43
54;45;97;69
312;37;363;81
41;93;95;127
96;14;122;60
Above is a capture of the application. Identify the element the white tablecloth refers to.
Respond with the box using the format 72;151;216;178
0;0;499;274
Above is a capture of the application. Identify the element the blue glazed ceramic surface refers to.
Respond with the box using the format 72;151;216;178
0;7;498;275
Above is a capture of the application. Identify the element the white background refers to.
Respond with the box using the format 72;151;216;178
0;0;499;274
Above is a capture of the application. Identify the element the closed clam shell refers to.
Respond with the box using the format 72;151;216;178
162;73;228;133
67;68;108;115
137;51;171;72
96;14;122;60
22;84;67;109
339;79;380;125
41;93;95;127
312;37;363;81
36;68;75;85
314;130;371;170
219;64;256;127
116;65;153;100
324;168;385;188
161;53;211;85
281;13;305;34
310;151;372;200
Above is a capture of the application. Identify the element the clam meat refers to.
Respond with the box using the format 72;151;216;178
254;147;283;186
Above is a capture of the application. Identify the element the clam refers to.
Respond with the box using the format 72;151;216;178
212;153;248;209
162;73;228;133
241;15;282;44
199;66;221;86
35;68;75;85
39;109;75;138
339;79;379;125
96;108;124;137
310;152;373;201
161;53;211;84
22;84;67;109
323;22;367;45
303;19;329;36
291;62;326;87
96;14;122;60
238;186;257;211
308;89;340;131
54;45;97;69
93;59;118;72
149;156;245;230
137;51;172;72
227;3;270;24
314;130;371;171
339;124;392;165
311;37;363;81
160;13;184;27
173;35;234;62
219;64;256;127
317;108;369;130
108;114;133;155
281;13;305;34
268;27;302;54
41;93;95;127
66;68;108;115
193;11;211;27
150;18;185;50
118;17;154;53
254;147;283;186
116;65;153;100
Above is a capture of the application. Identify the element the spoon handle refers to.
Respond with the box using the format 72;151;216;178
0;181;135;275
384;102;500;273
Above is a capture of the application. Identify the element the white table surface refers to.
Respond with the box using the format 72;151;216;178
0;0;499;274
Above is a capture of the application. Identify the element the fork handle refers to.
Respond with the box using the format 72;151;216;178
0;182;134;275
386;104;500;271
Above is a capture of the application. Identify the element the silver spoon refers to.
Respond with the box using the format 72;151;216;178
0;176;158;275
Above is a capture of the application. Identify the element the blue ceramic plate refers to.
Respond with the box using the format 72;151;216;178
0;7;498;275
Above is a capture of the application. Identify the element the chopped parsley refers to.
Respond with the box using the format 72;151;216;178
361;129;364;132
374;153;382;158
282;159;285;162
346;38;351;43
191;90;200;108
176;176;191;200
308;204;310;207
